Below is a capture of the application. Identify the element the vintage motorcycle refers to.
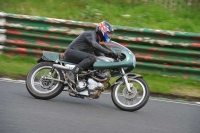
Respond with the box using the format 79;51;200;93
26;41;150;111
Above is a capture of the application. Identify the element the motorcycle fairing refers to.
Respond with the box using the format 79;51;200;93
93;41;136;71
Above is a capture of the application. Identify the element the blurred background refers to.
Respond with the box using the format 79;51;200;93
0;0;199;100
0;0;200;32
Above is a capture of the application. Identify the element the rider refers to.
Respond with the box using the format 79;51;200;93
64;21;118;88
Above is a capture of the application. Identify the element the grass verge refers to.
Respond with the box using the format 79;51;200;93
0;0;199;33
0;54;199;101
0;54;36;79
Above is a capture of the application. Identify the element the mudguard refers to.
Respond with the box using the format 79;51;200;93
111;73;143;88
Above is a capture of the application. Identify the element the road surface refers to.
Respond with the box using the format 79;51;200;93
0;80;199;133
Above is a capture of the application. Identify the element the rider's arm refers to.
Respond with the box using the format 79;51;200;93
94;49;104;56
85;32;110;54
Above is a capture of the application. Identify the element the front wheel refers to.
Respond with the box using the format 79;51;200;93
26;62;65;100
111;77;150;111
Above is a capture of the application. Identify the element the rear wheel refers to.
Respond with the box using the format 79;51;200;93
111;77;149;111
26;62;64;100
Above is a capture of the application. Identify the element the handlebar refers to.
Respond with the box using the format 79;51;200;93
115;53;125;61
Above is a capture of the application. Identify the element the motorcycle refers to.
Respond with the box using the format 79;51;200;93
26;41;150;111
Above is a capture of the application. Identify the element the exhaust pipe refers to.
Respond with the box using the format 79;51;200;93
53;64;75;70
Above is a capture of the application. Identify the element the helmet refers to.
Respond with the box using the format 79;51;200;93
96;21;114;42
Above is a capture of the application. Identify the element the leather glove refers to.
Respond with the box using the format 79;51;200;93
109;52;118;59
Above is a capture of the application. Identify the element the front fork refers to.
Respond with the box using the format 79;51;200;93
120;68;131;92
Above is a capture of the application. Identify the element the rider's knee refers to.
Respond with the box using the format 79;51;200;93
88;55;96;64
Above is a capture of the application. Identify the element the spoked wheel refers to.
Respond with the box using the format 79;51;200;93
111;77;150;111
26;62;65;100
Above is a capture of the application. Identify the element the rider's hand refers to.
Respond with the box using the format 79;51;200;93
109;52;118;59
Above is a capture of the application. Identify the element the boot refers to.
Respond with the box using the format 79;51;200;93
65;65;82;85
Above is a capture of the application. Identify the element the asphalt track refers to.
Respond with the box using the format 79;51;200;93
0;79;200;133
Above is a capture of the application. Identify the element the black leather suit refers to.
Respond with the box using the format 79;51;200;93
64;31;110;70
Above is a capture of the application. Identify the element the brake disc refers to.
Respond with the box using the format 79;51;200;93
39;75;54;89
123;83;137;99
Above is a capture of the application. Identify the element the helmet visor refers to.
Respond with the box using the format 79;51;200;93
106;31;113;38
104;31;113;42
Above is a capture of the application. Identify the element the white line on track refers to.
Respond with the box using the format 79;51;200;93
0;78;25;84
0;78;200;106
149;98;200;106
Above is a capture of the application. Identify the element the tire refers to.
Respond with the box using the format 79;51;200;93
111;77;150;112
26;62;65;100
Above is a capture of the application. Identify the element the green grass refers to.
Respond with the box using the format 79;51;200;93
141;73;200;95
0;54;36;79
0;0;200;33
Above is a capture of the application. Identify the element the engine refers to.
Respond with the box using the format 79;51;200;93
76;69;111;99
94;69;111;79
87;78;104;91
76;78;104;91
